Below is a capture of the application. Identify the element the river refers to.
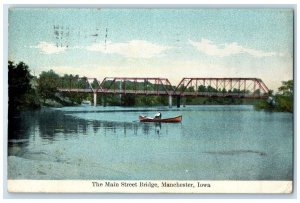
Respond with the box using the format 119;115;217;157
7;105;293;180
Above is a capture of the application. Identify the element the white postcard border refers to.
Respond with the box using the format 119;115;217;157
7;180;292;193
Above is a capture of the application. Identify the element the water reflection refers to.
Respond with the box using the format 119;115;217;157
8;112;32;150
155;123;161;135
7;106;293;180
8;108;168;143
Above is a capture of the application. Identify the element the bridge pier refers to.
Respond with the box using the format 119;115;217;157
168;95;172;108
176;96;181;108
93;92;97;107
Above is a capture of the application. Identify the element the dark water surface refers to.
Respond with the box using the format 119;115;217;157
8;105;293;180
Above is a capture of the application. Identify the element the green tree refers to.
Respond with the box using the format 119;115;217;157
206;85;217;92
254;80;293;112
37;70;60;103
8;61;39;112
187;86;195;92
278;80;293;96
198;85;206;92
121;94;136;106
275;80;293;112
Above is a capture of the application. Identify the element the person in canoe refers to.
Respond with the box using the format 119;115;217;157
139;114;182;123
154;112;162;119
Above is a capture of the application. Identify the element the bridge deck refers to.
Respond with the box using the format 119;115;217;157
58;88;267;98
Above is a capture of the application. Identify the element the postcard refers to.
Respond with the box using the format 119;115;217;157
7;7;294;193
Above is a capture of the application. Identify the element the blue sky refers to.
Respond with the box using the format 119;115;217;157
8;8;293;90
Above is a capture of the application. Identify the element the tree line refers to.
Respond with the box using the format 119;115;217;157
8;61;293;113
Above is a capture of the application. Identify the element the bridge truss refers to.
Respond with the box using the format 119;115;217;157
54;76;270;106
100;77;174;96
175;78;269;98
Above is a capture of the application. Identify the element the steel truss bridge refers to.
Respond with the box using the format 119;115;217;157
51;77;270;107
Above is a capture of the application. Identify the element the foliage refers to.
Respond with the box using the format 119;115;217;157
8;61;40;112
37;70;60;103
121;94;136;106
274;95;293;112
278;80;293;96
254;80;293;112
56;75;87;105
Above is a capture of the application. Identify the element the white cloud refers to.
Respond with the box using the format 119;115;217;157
32;42;66;54
189;39;279;58
86;40;171;58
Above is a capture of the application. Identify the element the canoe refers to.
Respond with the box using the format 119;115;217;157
139;115;182;123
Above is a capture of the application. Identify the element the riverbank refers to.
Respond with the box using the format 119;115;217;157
8;156;128;180
253;95;293;113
